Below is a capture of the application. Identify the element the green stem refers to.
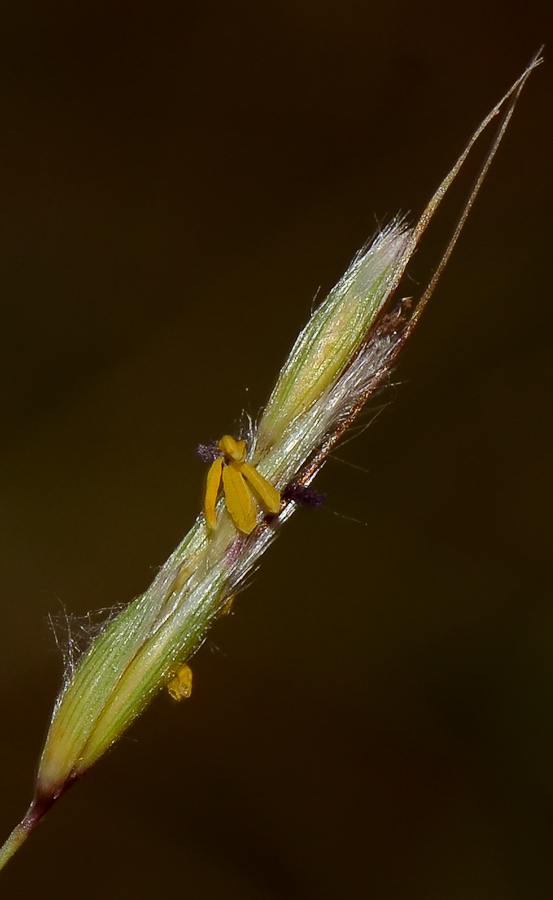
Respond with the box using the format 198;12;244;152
0;794;54;871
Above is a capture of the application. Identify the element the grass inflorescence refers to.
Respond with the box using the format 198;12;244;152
0;53;541;872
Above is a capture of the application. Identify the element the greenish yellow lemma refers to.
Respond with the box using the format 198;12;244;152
0;54;540;872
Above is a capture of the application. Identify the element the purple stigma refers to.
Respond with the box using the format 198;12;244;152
283;482;327;508
196;441;220;463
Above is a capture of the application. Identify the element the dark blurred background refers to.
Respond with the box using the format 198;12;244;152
1;2;552;897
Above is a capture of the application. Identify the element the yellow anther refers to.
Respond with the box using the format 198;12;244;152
167;664;193;701
203;435;281;534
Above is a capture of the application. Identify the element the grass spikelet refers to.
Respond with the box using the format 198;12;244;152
0;53;541;872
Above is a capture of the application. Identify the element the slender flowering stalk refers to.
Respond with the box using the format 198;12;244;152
0;54;541;871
